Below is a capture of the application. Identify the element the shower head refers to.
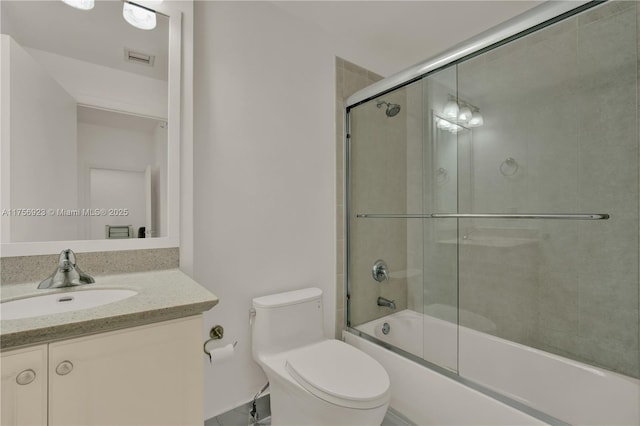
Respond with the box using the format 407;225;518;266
376;100;401;117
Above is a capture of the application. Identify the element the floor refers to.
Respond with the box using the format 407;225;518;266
205;394;413;426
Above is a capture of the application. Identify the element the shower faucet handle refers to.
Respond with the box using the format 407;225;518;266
372;259;389;282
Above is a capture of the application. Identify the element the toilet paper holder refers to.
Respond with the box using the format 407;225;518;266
203;325;238;363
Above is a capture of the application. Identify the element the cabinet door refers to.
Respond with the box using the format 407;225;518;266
1;345;48;426
49;315;204;426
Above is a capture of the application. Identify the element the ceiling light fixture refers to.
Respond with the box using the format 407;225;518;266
123;1;157;30
441;95;484;129
458;105;472;123
61;0;94;10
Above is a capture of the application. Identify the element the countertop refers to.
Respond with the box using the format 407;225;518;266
0;269;218;350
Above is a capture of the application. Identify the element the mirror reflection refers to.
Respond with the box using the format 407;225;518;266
0;0;169;242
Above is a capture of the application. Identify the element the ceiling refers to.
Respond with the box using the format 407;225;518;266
1;0;168;81
273;0;544;76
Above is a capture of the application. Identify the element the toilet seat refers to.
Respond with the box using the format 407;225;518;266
285;340;390;409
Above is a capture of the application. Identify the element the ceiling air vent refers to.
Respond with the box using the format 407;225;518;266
124;48;155;67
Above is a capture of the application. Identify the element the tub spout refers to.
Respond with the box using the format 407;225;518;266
377;296;396;310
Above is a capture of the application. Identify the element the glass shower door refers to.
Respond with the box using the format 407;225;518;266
348;80;426;359
347;66;461;373
347;1;639;423
421;66;459;372
455;1;639;420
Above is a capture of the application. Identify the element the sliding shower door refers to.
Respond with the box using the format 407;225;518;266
454;0;639;413
348;67;460;372
420;66;459;371
348;80;426;359
347;1;639;421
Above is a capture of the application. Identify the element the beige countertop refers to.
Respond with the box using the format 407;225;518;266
0;269;218;350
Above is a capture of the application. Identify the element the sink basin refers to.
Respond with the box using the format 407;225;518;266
1;289;138;320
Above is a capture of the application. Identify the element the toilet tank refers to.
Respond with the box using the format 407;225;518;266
252;287;324;358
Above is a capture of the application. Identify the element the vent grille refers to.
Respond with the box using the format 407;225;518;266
124;48;155;67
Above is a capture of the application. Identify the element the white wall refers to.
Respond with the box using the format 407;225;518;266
1;35;79;243
77;113;162;239
89;168;146;239
193;1;336;418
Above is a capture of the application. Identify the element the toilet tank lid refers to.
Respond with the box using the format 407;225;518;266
253;287;322;308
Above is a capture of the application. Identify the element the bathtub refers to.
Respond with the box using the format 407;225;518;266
349;309;640;426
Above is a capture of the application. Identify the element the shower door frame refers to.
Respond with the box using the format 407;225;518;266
343;1;615;425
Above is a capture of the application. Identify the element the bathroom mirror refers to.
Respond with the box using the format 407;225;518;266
0;0;181;256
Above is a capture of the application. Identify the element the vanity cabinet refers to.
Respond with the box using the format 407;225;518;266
1;316;203;426
1;345;48;426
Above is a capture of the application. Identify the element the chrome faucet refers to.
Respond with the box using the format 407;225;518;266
377;296;396;310
372;259;389;282
38;249;95;289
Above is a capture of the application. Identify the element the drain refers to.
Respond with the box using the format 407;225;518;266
382;322;391;335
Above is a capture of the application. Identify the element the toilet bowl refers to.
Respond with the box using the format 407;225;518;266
251;287;390;425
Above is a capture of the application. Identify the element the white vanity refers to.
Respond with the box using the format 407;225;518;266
1;269;218;426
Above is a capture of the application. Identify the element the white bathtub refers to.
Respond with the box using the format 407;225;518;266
350;309;640;426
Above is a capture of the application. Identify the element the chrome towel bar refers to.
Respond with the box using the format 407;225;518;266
356;213;609;220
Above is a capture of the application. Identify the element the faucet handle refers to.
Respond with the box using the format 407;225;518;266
372;259;389;282
64;249;77;265
65;249;76;266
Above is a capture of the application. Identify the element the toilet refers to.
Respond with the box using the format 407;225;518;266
251;287;391;425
